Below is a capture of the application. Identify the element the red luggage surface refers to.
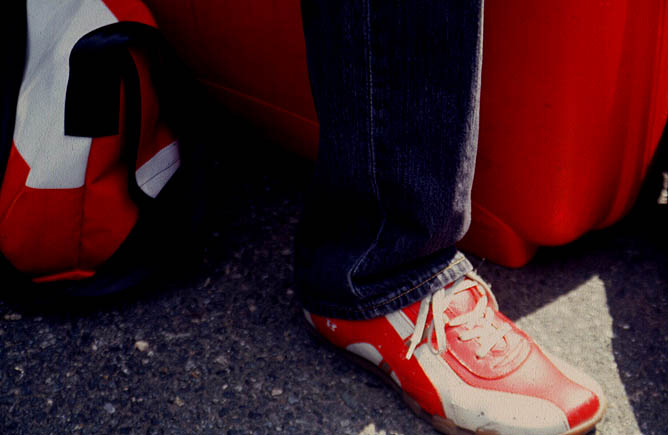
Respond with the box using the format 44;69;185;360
1;0;179;281
144;0;668;267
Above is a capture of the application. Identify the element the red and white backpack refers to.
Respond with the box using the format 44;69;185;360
0;0;185;287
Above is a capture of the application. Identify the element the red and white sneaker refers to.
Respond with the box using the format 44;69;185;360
305;272;607;434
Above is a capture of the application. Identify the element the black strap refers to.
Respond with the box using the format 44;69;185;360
65;21;193;138
64;22;197;206
0;0;27;187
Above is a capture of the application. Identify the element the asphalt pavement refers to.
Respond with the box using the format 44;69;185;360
1;139;666;434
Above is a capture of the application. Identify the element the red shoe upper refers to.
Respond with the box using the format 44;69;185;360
306;273;605;434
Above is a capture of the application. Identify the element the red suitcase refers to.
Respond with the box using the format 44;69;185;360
143;0;668;267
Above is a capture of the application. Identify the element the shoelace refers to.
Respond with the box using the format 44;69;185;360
405;273;512;360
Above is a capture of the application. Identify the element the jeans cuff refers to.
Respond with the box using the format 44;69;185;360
301;251;473;320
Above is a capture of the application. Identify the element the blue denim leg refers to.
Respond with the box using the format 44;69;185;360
295;0;483;320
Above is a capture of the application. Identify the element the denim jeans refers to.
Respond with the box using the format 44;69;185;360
295;0;483;320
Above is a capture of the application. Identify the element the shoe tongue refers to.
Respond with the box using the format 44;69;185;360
444;281;480;318
445;281;507;352
443;280;531;376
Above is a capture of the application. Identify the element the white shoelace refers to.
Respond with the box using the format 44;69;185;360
405;273;512;360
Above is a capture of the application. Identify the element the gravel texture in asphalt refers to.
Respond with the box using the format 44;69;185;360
1;138;666;435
